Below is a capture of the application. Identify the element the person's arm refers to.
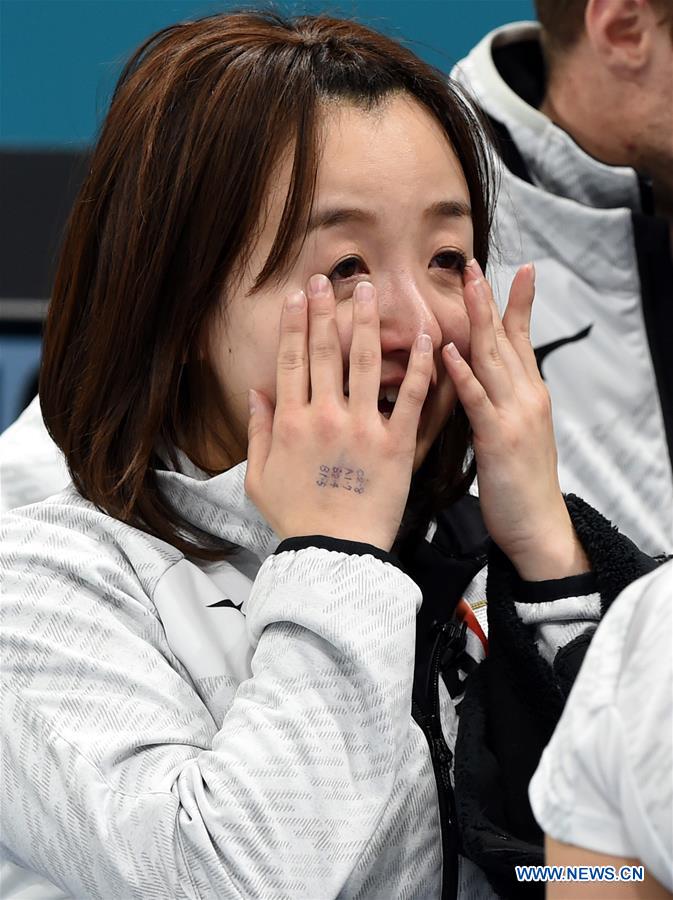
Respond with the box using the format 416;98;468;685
529;564;673;900
1;515;421;899
439;263;663;896
546;837;672;899
452;504;659;898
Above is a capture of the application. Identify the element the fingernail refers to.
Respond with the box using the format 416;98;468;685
416;333;432;353
286;290;306;311
308;273;330;297
529;262;536;285
468;258;484;278
444;342;461;361
355;281;374;304
473;277;487;298
248;388;257;415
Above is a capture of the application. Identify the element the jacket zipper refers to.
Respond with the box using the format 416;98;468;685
412;620;467;900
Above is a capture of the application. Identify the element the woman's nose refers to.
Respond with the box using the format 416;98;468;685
376;272;443;354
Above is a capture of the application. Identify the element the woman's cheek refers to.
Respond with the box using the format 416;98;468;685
438;300;470;358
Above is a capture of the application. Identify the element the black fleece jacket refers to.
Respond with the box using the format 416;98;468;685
454;494;663;899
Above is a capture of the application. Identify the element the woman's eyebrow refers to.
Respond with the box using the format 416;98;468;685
425;199;472;221
307;206;374;232
307;199;472;233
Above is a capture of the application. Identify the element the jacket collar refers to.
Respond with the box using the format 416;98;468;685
156;454;280;562
453;22;643;212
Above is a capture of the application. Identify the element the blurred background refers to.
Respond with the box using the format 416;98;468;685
0;0;534;432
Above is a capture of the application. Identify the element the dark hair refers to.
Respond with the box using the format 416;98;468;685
534;0;589;53
535;0;673;58
40;10;495;559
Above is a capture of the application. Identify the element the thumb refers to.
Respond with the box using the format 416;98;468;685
245;388;273;487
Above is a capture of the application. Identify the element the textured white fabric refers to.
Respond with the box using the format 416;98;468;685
453;23;673;557
0;398;68;512
1;459;504;899
515;593;601;665
529;562;673;890
0;407;599;898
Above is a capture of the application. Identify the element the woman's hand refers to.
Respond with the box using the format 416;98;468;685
245;274;433;552
442;261;589;581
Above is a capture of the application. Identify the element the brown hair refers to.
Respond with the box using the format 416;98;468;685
40;10;495;558
535;0;673;59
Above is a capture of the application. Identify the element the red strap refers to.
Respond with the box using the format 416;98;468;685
456;598;488;655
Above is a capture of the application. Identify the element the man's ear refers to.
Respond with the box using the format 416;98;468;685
585;0;658;76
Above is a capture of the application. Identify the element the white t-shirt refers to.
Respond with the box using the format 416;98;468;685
529;561;673;890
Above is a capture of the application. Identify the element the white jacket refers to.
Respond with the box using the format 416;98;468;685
1;456;506;899
2;442;624;899
453;23;673;557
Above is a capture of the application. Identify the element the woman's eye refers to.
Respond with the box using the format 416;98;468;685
430;249;467;273
328;256;367;282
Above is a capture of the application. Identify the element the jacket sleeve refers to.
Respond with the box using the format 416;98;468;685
1;524;422;900
453;494;663;899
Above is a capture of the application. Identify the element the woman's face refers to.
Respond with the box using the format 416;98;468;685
206;93;474;472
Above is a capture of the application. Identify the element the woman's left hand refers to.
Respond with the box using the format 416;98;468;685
442;261;589;581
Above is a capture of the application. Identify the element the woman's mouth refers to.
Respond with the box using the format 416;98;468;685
377;384;400;418
343;381;431;420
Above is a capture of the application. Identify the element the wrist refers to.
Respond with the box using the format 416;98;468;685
282;528;393;554
276;534;398;563
508;513;590;582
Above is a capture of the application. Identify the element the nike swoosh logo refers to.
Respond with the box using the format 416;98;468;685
207;598;244;610
534;324;593;379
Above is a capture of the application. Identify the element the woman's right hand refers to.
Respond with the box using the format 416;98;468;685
245;274;433;552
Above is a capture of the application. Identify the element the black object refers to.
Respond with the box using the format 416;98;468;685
0;148;90;329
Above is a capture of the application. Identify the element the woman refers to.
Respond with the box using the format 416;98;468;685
0;12;657;899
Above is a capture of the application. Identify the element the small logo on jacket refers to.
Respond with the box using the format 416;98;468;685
207;598;244;610
534;324;593;379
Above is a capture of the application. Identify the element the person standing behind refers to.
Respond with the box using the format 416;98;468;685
453;0;673;556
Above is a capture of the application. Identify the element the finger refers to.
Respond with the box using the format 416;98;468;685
389;332;433;434
464;275;514;408
469;259;534;386
463;257;482;284
347;282;381;416
245;388;274;491
306;274;344;402
466;259;518;368
275;290;309;412
441;342;499;438
487;289;529;387
502;263;539;382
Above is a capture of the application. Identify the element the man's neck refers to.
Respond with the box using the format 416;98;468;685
539;77;629;170
540;80;673;242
